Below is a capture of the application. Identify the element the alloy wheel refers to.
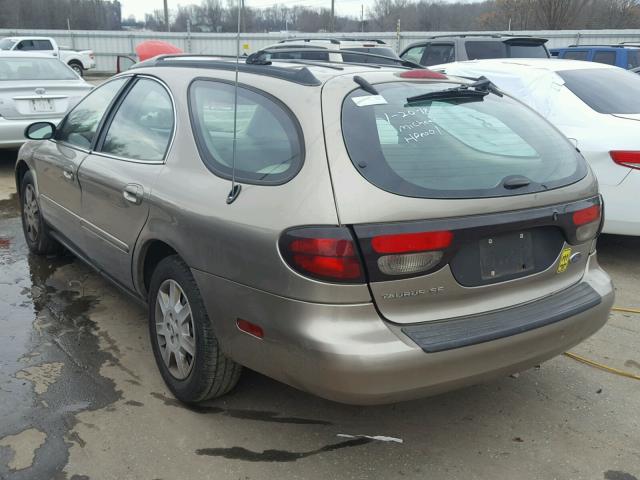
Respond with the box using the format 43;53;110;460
155;279;196;380
23;184;39;243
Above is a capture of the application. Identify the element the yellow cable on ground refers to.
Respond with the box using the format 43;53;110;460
564;352;640;381
611;306;640;314
562;305;640;381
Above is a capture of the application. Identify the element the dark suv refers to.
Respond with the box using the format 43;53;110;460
400;34;550;67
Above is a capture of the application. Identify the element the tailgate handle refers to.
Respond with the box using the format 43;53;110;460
123;184;143;205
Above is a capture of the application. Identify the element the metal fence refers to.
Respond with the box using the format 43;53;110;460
2;28;640;72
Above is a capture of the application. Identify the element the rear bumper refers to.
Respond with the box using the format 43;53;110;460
194;254;613;405
601;170;640;235
0;117;63;149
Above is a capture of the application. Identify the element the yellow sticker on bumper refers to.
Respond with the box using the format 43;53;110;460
557;247;572;273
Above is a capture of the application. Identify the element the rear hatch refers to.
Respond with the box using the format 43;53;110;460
321;71;600;324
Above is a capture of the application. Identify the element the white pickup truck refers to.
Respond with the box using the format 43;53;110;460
0;36;96;76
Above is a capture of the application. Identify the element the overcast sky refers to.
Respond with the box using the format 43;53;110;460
120;0;455;21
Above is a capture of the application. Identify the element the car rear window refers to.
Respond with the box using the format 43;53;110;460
558;68;640;114
341;47;399;64
189;79;304;185
465;41;548;60
341;82;586;199
0;57;77;80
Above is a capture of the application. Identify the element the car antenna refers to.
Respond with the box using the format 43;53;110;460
226;0;242;204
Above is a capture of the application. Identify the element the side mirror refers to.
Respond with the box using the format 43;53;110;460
24;122;56;140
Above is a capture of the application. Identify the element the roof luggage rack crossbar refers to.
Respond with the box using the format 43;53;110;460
246;48;423;69
131;54;322;86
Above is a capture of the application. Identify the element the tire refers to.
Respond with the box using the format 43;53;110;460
68;61;84;77
20;170;61;255
148;255;241;403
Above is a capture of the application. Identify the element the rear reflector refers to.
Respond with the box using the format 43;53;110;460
280;227;365;283
610;151;640;170
399;69;448;79
371;231;453;254
236;319;264;339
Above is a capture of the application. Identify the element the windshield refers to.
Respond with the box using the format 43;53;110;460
341;82;586;199
0;39;16;50
465;41;548;59
558;68;640;114
0;57;78;80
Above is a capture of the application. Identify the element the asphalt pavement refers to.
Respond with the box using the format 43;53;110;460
0;150;638;480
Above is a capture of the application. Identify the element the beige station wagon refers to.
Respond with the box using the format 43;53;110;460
16;54;613;405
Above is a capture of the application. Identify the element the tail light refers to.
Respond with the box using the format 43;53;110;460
572;204;602;242
610;151;640;170
279;227;365;283
371;230;453;277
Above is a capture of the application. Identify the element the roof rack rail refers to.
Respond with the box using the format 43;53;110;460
278;37;387;45
246;48;423;69
424;33;533;39
567;44;627;48
132;54;322;86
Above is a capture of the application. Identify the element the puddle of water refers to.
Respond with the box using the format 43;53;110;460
0;214;121;479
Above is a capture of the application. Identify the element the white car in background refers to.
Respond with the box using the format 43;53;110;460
0;52;92;149
434;58;640;236
0;36;96;76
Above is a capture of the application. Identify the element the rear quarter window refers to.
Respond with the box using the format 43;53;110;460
562;50;589;61
341;82;586;199
189;79;304;185
558;67;640;114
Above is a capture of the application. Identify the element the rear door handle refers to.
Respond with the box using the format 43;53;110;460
123;184;143;205
62;168;74;181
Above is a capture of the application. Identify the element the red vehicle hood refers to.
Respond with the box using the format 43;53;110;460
135;40;182;61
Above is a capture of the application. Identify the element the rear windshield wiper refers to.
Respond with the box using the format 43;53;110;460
406;76;503;105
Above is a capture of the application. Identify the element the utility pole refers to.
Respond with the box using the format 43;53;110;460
361;4;364;33
241;0;246;33
163;0;169;32
330;0;335;32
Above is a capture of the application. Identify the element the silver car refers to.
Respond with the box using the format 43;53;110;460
16;55;614;405
0;52;92;149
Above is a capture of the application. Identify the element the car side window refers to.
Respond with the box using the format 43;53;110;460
422;43;455;66
36;40;53;50
563;50;589;61
98;78;174;162
592;50;616;65
270;50;330;61
401;46;426;64
16;40;35;51
55;78;128;150
189;79;304;185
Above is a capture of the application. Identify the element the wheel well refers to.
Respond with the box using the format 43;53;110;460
15;160;30;197
142;241;178;295
68;60;82;66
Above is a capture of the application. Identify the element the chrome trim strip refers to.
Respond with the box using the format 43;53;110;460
40;193;129;253
81;220;129;253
